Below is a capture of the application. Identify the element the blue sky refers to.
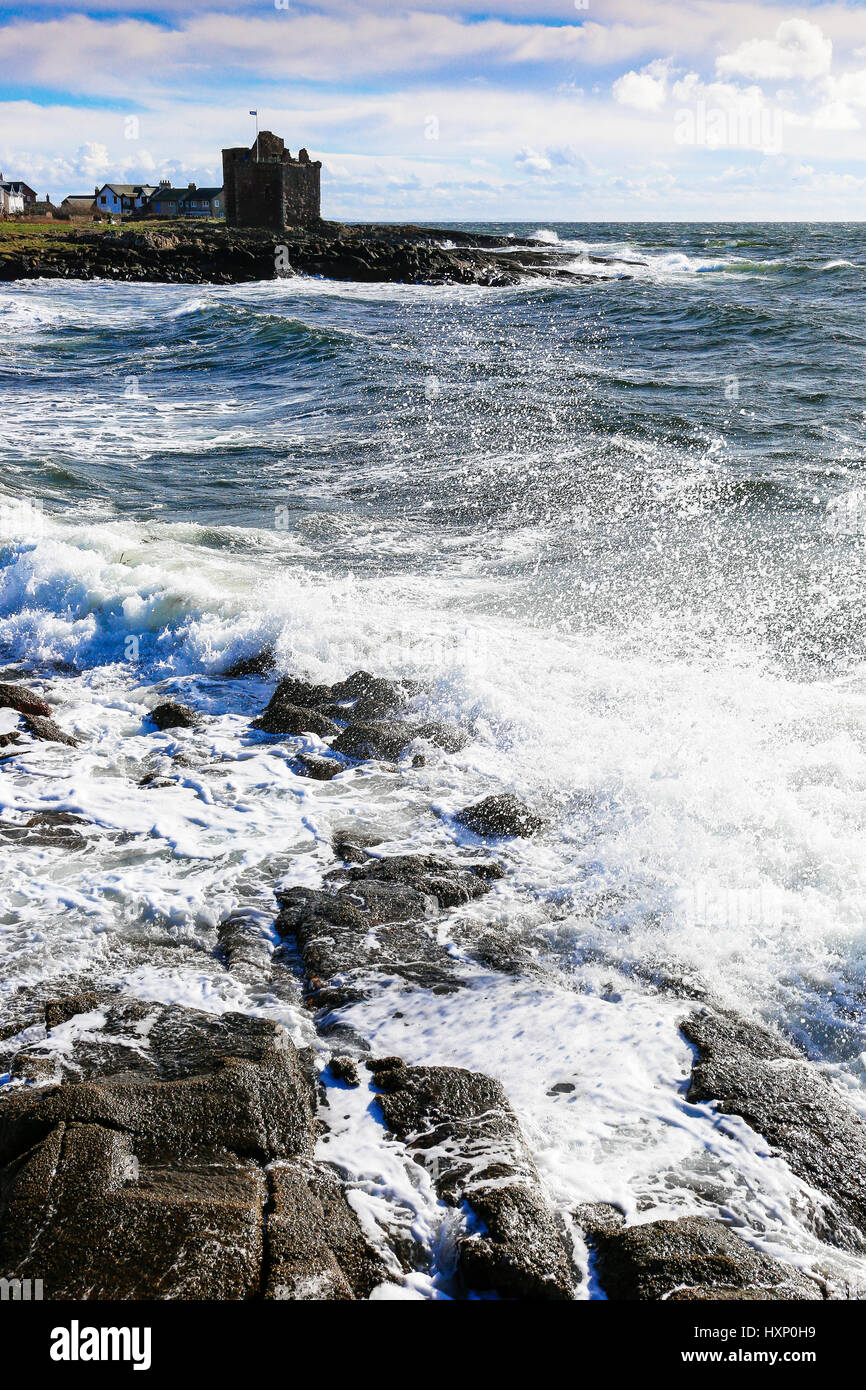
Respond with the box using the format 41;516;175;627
2;1;866;218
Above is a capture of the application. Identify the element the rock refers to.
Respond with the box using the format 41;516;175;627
252;699;338;738
330;719;467;761
20;714;78;746
329;720;415;761
580;1215;823;1301
265;1160;388;1300
296;753;343;781
26;811;87;829
455;793;543;838
332;828;384;863
221;647;276;678
0;1002;319;1300
412;754;426;769
270;676;334;708
341;853;503;908
0;681;52;718
148;701;201;731
329;1055;361;1087
376;1061;575;1299
682;1009;866;1252
217;912;273;984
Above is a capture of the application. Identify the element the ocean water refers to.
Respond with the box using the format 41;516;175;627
1;221;866;1296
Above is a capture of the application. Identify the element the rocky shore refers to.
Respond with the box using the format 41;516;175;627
0;220;598;288
0;665;861;1299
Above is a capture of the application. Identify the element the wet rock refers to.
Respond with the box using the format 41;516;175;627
10;1052;58;1084
682;1009;866;1252
26;811;88;829
0;1122;267;1299
581;1215;823;1301
330;720;415;761
252;698;338;738
455;793;543;838
376;1062;575;1299
0;681;52;718
20;713;78;747
0;1002;319;1300
270;676;334;708
0;1004;316;1166
265;1160;388;1300
44;991;107;1031
221;646;276;678
342;853;503;908
412;754;426;769
332;827;384;863
275;878;459;1006
331;719;467;761
217;912;274;984
329;1055;361;1087
148;701;201;731
296;752;343;781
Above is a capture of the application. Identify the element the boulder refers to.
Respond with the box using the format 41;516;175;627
296;753;343;781
0;681;52;718
148;701;201;731
682;1009;866;1252
221;647;276;678
20;713;77;746
455;793;543;838
373;1059;575;1300
252;699;338;738
265;1160;388;1300
580;1214;823;1301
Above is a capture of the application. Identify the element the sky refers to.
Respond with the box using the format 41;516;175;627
1;0;866;220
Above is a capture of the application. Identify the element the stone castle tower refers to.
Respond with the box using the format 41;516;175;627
221;131;321;230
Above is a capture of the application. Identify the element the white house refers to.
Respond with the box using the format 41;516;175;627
0;180;25;216
93;183;158;216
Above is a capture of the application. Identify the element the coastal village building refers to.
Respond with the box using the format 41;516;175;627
59;195;98;219
221;132;321;230
144;182;224;218
0;185;24;216
0;176;36;210
94;182;158;215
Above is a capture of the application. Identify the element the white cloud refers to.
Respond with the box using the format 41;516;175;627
514;146;552;173
612;60;670;112
717;19;832;83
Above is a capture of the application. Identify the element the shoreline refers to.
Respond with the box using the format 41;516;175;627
0;219;599;288
0;660;862;1300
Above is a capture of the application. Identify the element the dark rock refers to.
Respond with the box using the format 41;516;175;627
412;754;426;768
270;676;334;708
332;827;384;863
0;681;52;718
330;720;414;761
377;1063;575;1299
329;1056;360;1087
252;699;338;738
0;1002;319;1300
44;992;107;1031
148;701;201;731
217;912;273;984
582;1215;823;1301
296;753;343;781
20;714;77;746
342;853;503;908
682;1009;866;1252
265;1160;388;1300
221;646;276;678
330;718;467;761
455;793;544;838
26;811;87;829
0;1005;316;1166
275;880;459;1006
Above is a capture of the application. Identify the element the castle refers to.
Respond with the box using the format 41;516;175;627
221;132;321;230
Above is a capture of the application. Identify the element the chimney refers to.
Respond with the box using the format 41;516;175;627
188;182;196;190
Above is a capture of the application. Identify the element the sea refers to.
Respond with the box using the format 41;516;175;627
1;221;865;1296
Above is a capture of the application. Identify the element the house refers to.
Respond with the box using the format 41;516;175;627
0;185;24;216
93;183;158;216
59;195;98;219
143;181;224;218
0;175;37;208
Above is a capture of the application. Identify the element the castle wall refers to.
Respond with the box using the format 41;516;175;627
221;136;321;230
